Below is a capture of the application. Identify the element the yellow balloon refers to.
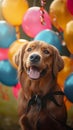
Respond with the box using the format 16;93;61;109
2;0;29;26
8;39;28;68
57;56;73;90
64;97;73;111
64;20;73;54
49;0;73;31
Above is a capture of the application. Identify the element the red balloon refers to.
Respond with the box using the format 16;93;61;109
22;7;52;38
0;48;8;60
12;83;21;99
67;0;73;15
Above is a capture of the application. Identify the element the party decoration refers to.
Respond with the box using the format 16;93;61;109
12;83;21;99
2;0;29;26
40;0;46;25
64;73;73;103
67;0;73;15
0;60;18;86
64;20;73;54
8;39;28;68
0;21;17;48
34;29;62;52
22;7;52;38
57;56;73;90
49;0;72;31
0;48;8;60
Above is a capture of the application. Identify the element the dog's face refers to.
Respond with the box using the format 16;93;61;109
14;41;64;80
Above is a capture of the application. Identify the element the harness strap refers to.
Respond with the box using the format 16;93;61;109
27;91;65;112
26;91;73;130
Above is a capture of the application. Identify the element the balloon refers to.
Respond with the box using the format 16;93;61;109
49;0;72;31
22;7;52;38
34;29;62;53
12;83;21;99
64;73;73;103
0;48;8;60
64;20;73;54
57;56;73;90
8;39;28;68
0;21;17;48
2;0;29;26
64;97;73;110
0;60;18;86
67;0;73;15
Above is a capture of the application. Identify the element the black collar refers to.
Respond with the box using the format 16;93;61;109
27;91;65;112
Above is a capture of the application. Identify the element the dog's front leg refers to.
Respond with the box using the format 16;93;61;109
19;114;33;130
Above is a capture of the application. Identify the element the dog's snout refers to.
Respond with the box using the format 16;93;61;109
30;54;40;63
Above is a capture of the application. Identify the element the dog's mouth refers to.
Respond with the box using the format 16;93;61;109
27;66;48;80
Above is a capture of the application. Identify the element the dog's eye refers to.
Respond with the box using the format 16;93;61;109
27;48;32;52
43;50;50;55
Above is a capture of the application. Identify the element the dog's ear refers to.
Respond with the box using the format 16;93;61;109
13;42;28;69
53;48;64;77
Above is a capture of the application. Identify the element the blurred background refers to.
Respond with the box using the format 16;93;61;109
0;0;73;129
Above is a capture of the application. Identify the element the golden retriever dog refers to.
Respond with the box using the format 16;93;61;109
14;40;67;130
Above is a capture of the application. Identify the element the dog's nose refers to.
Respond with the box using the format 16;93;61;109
30;54;40;63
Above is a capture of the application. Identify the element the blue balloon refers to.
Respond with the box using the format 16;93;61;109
0;21;17;48
64;73;73;103
0;60;18;86
34;29;62;53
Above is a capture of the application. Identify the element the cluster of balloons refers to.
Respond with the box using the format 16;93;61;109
0;21;18;86
49;0;73;55
49;0;73;106
0;0;29;87
49;0;73;31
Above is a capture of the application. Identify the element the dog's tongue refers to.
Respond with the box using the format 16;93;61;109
29;66;40;79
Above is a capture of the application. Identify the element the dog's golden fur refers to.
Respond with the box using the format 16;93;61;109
14;41;67;130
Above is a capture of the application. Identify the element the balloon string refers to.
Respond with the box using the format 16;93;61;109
40;0;46;25
33;0;37;6
0;1;3;20
15;26;20;39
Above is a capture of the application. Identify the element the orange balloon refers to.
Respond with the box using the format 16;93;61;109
57;56;73;90
64;97;73;111
64;20;73;54
49;0;73;31
8;39;28;68
2;0;29;26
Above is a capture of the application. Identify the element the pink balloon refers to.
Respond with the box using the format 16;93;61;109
0;48;9;60
12;82;21;99
67;0;73;15
22;7;52;38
